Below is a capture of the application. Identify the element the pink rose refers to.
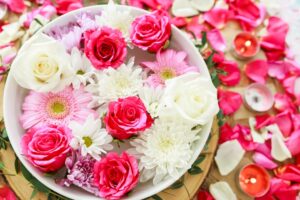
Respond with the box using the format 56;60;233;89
104;96;153;140
130;10;171;53
93;152;139;200
84;27;127;70
21;125;71;172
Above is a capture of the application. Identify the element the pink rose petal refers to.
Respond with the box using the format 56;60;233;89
219;123;238;144
245;60;268;84
285;130;300;156
253;152;278;169
273;111;293;138
267;61;289;80
255;114;273;129
274;164;300;183
274;93;297;113
218;89;243;115
255;142;272;159
203;8;229;29
207;29;226;52
233;124;258;151
216;60;241;86
0;185;17;200
0;0;26;13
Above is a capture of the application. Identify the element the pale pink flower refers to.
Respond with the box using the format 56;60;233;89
21;86;96;130
141;49;199;87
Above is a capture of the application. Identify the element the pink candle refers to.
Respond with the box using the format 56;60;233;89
239;164;270;197
233;32;259;59
244;83;274;112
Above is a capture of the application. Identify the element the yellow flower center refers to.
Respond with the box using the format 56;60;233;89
159;137;174;152
83;136;93;147
160;68;175;80
46;97;69;119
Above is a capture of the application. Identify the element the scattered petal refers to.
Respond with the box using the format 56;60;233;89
216;60;241;86
215;139;245;176
172;0;198;17
273;111;293;138
233;124;258;151
267;61;289;80
197;190;214;200
253;152;278;169
245;60;268;84
219;123;238;144
209;181;237;200
204;8;229;29
285;130;300;156
249;117;269;143
218;89;243;115
274;93;296;113
190;0;215;12
207;29;226;52
274;164;300;183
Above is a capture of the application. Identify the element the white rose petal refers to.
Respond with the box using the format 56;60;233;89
215;140;245;176
190;0;215;12
161;72;219;125
0;22;24;46
209;181;237;200
249;117;269;143
11;33;74;92
267;124;292;161
172;0;199;17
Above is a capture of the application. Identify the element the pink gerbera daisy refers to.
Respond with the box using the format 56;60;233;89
21;86;97;130
141;49;199;87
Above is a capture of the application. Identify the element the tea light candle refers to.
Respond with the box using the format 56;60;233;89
239;164;270;197
232;32;259;59
244;83;274;112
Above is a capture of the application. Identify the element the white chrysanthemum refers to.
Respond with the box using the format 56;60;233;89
96;0;133;40
129;118;200;185
93;58;143;104
69;115;113;160
70;47;97;89
138;86;164;118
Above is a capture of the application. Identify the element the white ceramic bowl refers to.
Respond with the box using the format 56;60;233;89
4;5;213;200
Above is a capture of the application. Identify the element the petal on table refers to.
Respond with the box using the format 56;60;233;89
245;60;268;84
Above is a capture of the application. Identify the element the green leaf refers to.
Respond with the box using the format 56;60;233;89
34;18;44;26
30;188;38;200
0;162;5;170
2;129;8;139
150;194;163;200
170;180;184;189
188;166;203;175
193;155;206;166
205;51;215;69
14;157;20;173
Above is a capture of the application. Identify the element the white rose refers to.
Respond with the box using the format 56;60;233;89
11;33;74;92
160;72;219;125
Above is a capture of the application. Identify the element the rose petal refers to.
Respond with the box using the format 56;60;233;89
267;61;289;80
249;117;269;143
234;124;258;151
203;8;229;29
0;185;17;200
209;181;237;200
274;93;296;113
273;112;293;138
172;0;198;17
274;164;300;183
218;89;243;115
216;60;241;86
219;123;238;144
285;130;300;156
255;114;273;129
190;0;215;12
267;124;292;162
252;152;278;169
215;139;245;176
207;29;226;52
197;190;214;200
245;60;269;84
2;0;26;13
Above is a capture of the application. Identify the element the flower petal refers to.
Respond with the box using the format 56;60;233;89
209;181;237;200
253;152;278;169
171;0;198;17
273;111;293;138
203;8;229;29
216;60;241;86
267;61;289;80
274;93;297;113
207;29;226;52
218;89;243;115
274;164;300;183
285;130;300;156
245;60;268;84
215;139;245;175
190;0;215;12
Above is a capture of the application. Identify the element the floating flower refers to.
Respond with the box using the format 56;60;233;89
69;115;113;160
11;33;74;93
63;151;100;197
104;96;153;140
70;47;95;89
20;86;96;130
138;86;164;118
21;125;71;172
91;58;143;104
218;89;243;115
93;152;139;200
141;49;199;87
96;0;133;40
129;118;198;184
84;27;127;70
130;10;171;53
161;73;219;125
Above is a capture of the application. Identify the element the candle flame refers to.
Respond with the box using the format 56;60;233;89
245;40;252;47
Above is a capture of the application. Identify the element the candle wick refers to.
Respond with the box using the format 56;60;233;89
245;40;252;47
253;96;259;103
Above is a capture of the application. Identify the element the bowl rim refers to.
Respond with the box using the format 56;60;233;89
4;4;213;200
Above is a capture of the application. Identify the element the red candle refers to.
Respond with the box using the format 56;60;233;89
239;164;270;197
233;32;259;59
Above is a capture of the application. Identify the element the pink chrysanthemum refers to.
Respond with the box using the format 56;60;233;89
141;49;199;87
21;86;97;130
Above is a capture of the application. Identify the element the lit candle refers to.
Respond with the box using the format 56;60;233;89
239;164;270;197
244;83;274;112
232;32;259;59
